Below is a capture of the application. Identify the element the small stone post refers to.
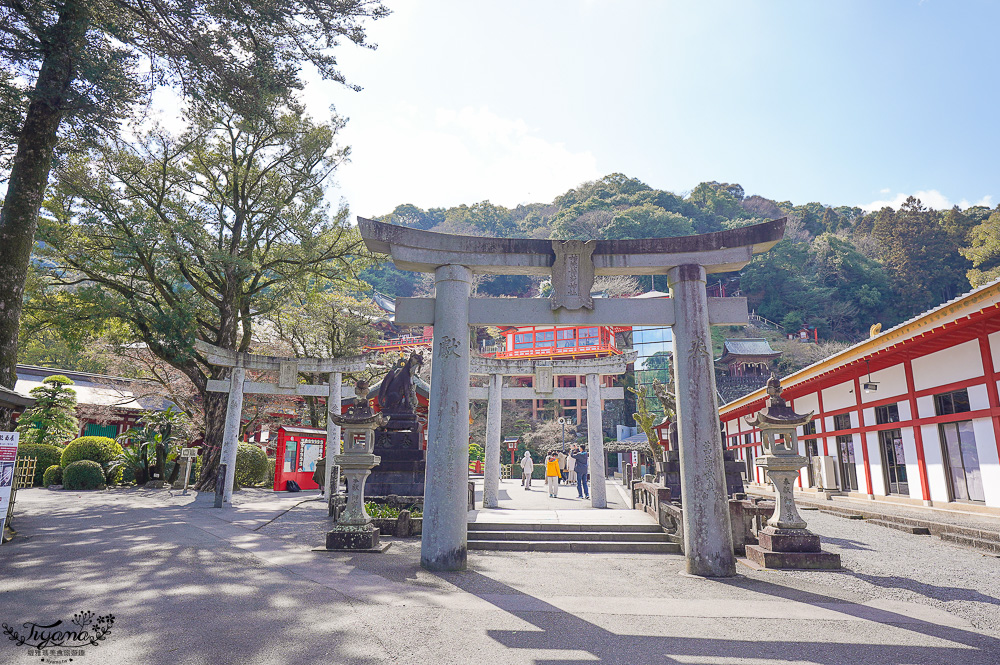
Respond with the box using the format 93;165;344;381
668;264;736;577
586;372;607;508
483;372;503;508
325;371;342;501
422;264;473;571
219;364;246;507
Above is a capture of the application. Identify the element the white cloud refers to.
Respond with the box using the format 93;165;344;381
879;187;890;194
861;190;993;212
330;104;602;218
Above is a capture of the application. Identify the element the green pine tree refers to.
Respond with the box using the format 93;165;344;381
15;375;79;446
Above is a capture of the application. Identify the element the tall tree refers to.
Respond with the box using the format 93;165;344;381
961;210;1000;287
265;288;383;428
0;0;389;391
37;106;372;487
868;197;968;314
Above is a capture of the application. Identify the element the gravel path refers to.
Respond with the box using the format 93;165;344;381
740;509;1000;635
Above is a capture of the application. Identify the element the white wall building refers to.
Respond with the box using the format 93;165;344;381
720;278;1000;514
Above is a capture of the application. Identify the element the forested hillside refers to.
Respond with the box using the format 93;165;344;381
361;174;1000;343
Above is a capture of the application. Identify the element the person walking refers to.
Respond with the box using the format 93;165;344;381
557;450;568;484
571;445;590;499
520;451;534;490
545;452;561;497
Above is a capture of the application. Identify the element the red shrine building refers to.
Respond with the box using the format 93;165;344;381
480;324;630;423
720;278;1000;513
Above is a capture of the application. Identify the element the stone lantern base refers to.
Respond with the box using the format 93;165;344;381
746;526;841;570
325;523;384;551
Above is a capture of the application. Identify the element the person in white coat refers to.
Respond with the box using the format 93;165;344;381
520;451;534;489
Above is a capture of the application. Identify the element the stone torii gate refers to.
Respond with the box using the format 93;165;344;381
469;352;637;509
359;217;785;575
196;341;367;506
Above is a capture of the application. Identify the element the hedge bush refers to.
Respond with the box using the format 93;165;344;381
61;436;124;483
42;465;63;487
61;436;123;467
63;460;106;490
16;443;64;487
235;443;268;488
265;457;276;487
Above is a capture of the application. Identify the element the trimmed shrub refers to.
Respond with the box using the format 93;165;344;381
42;465;63;487
234;443;268;488
63;460;106;490
266;457;276;487
61;435;123;467
16;443;63;487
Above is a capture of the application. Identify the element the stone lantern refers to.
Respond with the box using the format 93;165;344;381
743;373;840;569
324;380;388;551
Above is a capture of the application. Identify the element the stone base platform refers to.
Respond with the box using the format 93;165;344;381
746;526;841;569
745;545;841;569
312;543;392;553
324;524;382;550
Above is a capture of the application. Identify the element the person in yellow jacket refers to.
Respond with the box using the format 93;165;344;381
545;452;561;497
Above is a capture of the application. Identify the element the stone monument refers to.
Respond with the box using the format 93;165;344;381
743;373;840;569
369;353;427;497
324;381;389;551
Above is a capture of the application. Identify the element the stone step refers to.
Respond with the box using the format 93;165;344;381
467;530;673;543
819;509;864;519
468;540;681;554
467;522;663;533
939;532;1000;555
865;519;931;535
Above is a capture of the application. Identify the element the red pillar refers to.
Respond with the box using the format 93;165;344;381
978;331;1000;461
853;375;874;496
816;389;829;456
791;397;803;488
903;357;931;502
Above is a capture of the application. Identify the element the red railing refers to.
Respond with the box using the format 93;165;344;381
364;336;434;352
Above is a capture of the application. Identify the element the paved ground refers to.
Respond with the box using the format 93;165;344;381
470;477;649;526
1;485;999;664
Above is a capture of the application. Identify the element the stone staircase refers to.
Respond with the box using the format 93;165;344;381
467;522;681;554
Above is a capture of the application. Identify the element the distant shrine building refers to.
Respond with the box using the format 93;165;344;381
715;338;782;404
480;323;630;424
720;278;1000;511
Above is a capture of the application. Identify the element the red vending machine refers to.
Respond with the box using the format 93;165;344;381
273;426;327;491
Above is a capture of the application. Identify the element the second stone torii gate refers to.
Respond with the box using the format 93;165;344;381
359;216;785;575
196;340;366;505
469;352;637;509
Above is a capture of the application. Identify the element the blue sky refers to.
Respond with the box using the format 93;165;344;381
249;2;1000;217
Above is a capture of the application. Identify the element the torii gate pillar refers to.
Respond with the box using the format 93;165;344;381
669;264;736;577
422;264;473;571
483;373;504;509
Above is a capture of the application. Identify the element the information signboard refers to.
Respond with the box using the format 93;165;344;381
0;431;20;544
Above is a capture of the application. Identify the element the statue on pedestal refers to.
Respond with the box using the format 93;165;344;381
378;353;423;431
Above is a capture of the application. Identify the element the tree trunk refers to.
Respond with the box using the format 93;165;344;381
0;1;91;390
193;389;229;490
